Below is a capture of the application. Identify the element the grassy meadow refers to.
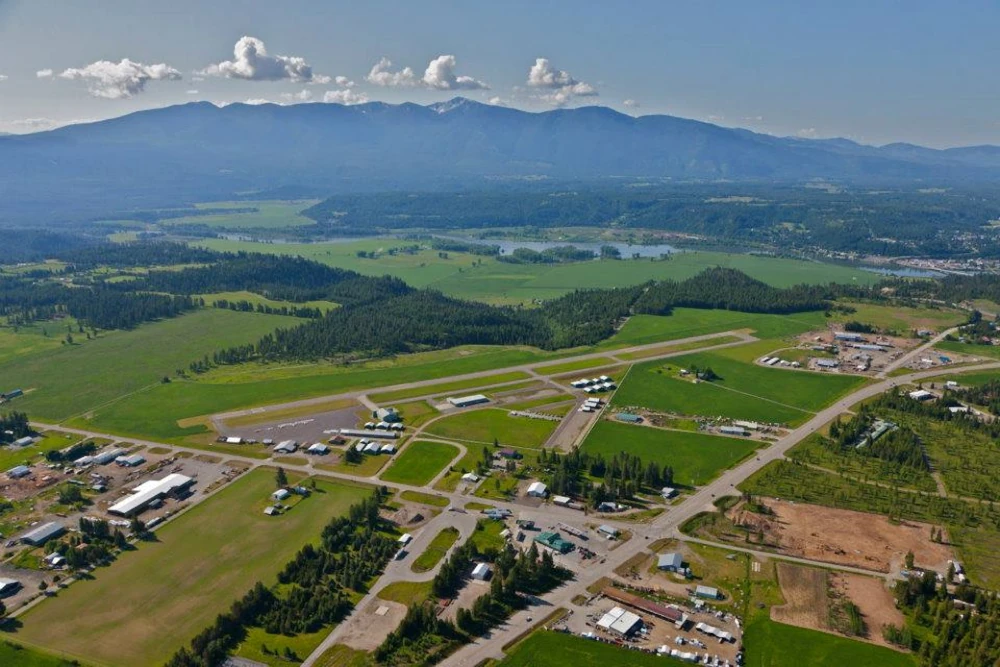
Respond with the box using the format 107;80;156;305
12;470;371;667
380;440;460;486
425;408;560;448
743;617;917;667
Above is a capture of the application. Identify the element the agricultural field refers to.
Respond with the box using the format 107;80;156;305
0;308;294;424
162;200;319;229
581;420;761;486
12;470;371;667
380;440;459;486
829;301;965;334
611;346;867;425
425;408;560;448
743;617;917;667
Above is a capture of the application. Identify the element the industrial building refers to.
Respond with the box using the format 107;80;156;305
274;440;298;454
658;552;684;571
695;585;721;600
597;606;643;637
526;481;548;497
471;563;492;581
719;425;750;437
339;428;398;440
909;389;934;401
602;587;689;628
597;524;619;538
307;443;329;455
535;531;573;554
815;359;839;369
7;465;30;479
20;521;66;546
375;407;402;423
108;473;194;516
447;394;489;408
115;454;146;467
834;332;864;342
92;447;125;465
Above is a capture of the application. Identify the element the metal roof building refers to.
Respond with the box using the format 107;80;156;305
526;481;548;497
535;531;573;554
447;394;490;408
695;585;721;599
658;552;684;571
7;465;30;479
108;473;194;516
20;521;66;546
339;428;398;440
596;606;643;636
471;563;492;580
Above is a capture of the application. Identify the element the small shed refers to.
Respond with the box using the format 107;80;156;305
272;488;291;502
661;487;677;499
526;481;548;497
398;533;413;546
552;495;571;506
658;552;684;571
597;524;619;538
471;562;492;581
461;472;480;483
695;585;721;600
263;506;279;516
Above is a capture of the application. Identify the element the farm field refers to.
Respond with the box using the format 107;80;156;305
0;308;294;424
611;348;867;425
412;527;460;572
425;408;559;448
829;301;964;333
937;340;1000;361
12;470;371;667
380;440;459;486
163;200;319;229
498;630;681;667
581;420;761;486
742;617;917;667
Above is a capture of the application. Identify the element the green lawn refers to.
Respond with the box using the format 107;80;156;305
233;626;328;666
12;470;371;667
412;527;461;573
611;346;867;425
195;289;338;312
381;441;460;486
500;631;683;666
829;301;964;334
743;617;917;667
937;340;1000;361
0;642;78;667
581;420;761;486
378;580;433;604
400;490;450;507
0;308;293;424
426;408;560;448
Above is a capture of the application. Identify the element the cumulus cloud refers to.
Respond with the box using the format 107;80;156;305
280;89;314;103
335;75;355;88
797;127;818;138
201;36;328;83
58;59;181;99
323;89;369;105
422;55;488;90
186;89;199;95
0;75;7;82
623;99;639;109
36;69;53;78
366;57;416;87
527;58;597;106
487;96;508;107
244;98;273;105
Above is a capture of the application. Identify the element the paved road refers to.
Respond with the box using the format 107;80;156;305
879;326;958;377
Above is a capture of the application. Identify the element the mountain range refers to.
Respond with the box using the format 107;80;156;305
2;97;999;225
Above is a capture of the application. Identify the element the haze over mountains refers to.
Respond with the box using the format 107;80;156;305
2;97;1000;225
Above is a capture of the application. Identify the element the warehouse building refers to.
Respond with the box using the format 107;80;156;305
339;428;398;440
834;332;863;342
11;436;35;448
695;585;722;600
526;481;548;497
597;606;643;637
658;552;684;572
534;531;573;554
108;473;194;516
815;359;839;369
20;521;66;546
719;426;750;437
115;454;146;468
447;394;489;408
471;563;492;581
7;465;30;479
92;447;125;466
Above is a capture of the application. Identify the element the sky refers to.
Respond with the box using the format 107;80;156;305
0;0;998;147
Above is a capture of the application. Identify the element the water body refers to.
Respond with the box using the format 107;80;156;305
862;266;946;278
433;235;678;258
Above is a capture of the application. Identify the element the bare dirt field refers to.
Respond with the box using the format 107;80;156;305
831;572;905;647
731;499;956;574
338;598;407;651
441;579;490;622
771;562;828;630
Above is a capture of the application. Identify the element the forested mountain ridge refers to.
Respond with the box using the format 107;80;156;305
3;98;1000;226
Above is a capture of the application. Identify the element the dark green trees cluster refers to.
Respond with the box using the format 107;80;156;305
827;412;929;471
540;447;672;507
0;411;31;443
166;488;394;667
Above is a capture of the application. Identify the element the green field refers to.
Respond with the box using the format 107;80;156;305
12;470;371;667
195;289;339;312
499;631;681;666
787;432;938;493
598;310;827;349
829;301;964;334
611;346;867;425
743;617;917;667
0;642;78;667
164;200;319;229
0;309;293;424
195;238;879;304
937;340;1000;361
378;580;433;604
381;440;460;486
426;408;560;448
412;526;460;573
400;490;450;507
581;420;761;486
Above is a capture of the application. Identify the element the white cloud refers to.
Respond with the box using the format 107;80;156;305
191;75;205;82
201;36;327;83
623;99;639;109
0;75;7;82
366;57;416;87
487;96;508;107
8;117;57;129
707;114;725;122
281;89;314;103
244;98;273;105
323;89;369;105
186;89;199;95
36;69;53;79
797;128;818;138
58;59;181;99
335;75;355;88
527;58;597;106
422;54;488;90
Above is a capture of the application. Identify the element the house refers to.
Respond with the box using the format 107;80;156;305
909;389;934;401
658;552;684;572
695;585;721;600
461;472;480;483
271;488;291;502
534;531;573;554
263;506;279;516
7;465;30;479
498;448;522;459
526;481;548;497
471;563;492;581
274;440;298;453
20;521;66;546
307;443;330;455
108;474;195;516
596;606;643;637
597;524;619;538
116;454;146;468
375;407;402;423
0;579;21;596
379;444;397;454
447;394;489;408
661;487;677;499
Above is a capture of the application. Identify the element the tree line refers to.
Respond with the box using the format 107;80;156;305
0;411;31;444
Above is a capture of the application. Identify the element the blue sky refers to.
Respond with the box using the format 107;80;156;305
0;0;997;147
